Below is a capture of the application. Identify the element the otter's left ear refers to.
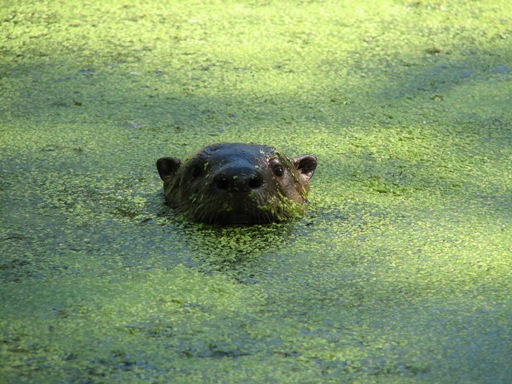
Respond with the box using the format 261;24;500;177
156;157;181;181
293;155;317;182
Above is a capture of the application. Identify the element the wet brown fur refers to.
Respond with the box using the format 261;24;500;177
156;143;317;224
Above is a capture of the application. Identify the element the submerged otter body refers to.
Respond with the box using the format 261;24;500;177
156;143;317;224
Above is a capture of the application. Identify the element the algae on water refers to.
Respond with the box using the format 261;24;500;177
1;0;511;382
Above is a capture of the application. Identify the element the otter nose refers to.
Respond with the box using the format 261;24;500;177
214;167;263;192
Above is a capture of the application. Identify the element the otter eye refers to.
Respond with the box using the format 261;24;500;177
270;159;284;177
189;161;205;178
191;166;202;178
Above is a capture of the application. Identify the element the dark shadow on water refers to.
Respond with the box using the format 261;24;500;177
155;209;297;284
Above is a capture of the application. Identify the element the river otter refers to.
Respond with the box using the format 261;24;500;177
156;143;317;224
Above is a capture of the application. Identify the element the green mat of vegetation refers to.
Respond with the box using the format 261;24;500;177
1;1;511;382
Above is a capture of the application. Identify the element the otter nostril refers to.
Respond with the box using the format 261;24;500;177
248;175;263;189
214;169;263;192
216;177;229;190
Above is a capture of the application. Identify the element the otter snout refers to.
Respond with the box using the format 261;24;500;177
213;166;263;193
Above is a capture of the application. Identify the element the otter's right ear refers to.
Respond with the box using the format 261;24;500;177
293;155;317;182
156;157;181;181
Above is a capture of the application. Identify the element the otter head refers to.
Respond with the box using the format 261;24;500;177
156;143;317;224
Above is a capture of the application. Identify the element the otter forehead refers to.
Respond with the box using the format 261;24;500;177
197;143;278;166
203;143;276;158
